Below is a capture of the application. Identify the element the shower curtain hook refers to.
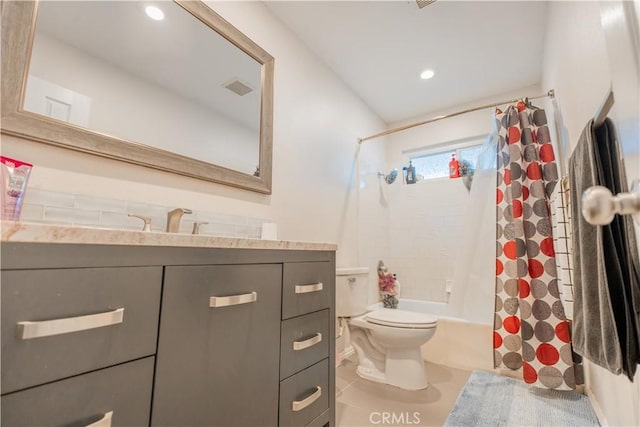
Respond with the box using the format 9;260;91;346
525;96;536;109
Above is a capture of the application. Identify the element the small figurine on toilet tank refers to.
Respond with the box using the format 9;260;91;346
377;260;399;309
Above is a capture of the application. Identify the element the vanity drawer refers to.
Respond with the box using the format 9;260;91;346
1;266;162;394
282;262;333;320
1;356;154;427
280;309;330;380
279;358;329;427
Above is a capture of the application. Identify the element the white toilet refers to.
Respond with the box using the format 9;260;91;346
336;268;438;390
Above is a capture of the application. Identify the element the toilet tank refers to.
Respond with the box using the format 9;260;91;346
336;267;369;317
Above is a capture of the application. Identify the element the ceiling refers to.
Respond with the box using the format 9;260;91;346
265;1;549;124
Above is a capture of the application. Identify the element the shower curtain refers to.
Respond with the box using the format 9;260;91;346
494;102;579;390
449;129;498;325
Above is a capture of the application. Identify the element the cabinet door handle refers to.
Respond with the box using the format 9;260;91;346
209;292;257;308
294;282;323;294
292;386;322;412
85;411;113;427
16;308;125;340
293;333;322;351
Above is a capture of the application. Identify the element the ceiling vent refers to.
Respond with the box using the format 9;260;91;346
416;0;437;9
223;79;254;96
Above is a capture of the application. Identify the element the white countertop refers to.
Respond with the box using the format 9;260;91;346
0;221;337;251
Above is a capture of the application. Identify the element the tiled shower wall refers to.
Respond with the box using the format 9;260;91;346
20;188;271;238
386;177;472;302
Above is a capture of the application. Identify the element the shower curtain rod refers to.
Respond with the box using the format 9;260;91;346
357;89;555;143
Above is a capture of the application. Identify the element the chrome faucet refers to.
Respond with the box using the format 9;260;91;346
166;208;192;233
191;221;209;235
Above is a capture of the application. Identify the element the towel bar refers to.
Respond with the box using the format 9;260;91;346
582;179;640;225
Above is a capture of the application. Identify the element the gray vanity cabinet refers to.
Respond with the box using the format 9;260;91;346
152;264;283;427
0;242;335;427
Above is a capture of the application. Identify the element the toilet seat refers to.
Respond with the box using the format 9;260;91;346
365;309;437;329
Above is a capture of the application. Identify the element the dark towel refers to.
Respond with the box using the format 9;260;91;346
569;118;640;380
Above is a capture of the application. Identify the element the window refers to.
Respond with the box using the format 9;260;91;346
410;142;484;181
458;145;484;170
411;150;452;180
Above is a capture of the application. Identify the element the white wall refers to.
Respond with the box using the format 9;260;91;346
1;1;388;268
541;1;640;425
29;32;258;174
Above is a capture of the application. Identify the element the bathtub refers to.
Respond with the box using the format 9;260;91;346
368;298;494;372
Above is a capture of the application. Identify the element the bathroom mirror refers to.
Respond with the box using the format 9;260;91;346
1;1;274;193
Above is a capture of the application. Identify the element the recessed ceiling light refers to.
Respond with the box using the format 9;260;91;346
145;5;165;21
420;69;435;80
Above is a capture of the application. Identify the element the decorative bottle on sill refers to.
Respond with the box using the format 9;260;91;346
449;154;460;179
406;161;417;184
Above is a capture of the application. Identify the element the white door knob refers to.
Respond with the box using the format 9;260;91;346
582;181;640;225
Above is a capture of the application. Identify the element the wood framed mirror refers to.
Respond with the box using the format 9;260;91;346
1;1;274;194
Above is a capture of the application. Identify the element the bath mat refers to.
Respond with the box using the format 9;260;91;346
444;371;599;426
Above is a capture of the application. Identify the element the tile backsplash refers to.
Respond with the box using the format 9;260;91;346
20;188;271;239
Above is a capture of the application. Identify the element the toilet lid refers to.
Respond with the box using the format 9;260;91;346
366;309;437;329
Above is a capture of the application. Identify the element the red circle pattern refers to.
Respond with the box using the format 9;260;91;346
503;316;521;334
536;343;560;366
528;259;545;278
555;322;571;344
512;200;523;218
540;237;555;257
508;127;521;144
523;362;538;383
526;162;542;180
503;241;517;260
539;144;555;162
518;279;530;298
494;332;503;349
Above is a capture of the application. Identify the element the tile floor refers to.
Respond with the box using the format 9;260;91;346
336;357;471;427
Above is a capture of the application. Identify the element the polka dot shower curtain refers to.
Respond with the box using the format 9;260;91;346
494;102;579;390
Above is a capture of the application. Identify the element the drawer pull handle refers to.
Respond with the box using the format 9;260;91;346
17;308;125;340
293;333;322;351
295;282;323;294
210;292;257;308
292;386;322;412
85;411;113;427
